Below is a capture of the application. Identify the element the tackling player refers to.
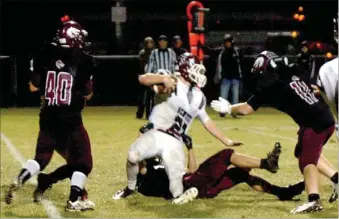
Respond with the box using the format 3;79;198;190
211;51;338;213
136;139;304;203
5;20;95;211
113;52;243;202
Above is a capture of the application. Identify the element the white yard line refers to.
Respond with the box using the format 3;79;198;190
1;132;62;218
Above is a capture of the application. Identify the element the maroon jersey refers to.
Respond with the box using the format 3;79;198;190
30;44;94;130
248;51;334;132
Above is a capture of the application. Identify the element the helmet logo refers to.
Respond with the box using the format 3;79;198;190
66;27;82;40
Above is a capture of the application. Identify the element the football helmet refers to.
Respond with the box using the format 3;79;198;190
178;52;207;88
57;20;88;49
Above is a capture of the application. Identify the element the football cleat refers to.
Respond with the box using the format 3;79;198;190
81;199;95;210
33;173;53;202
265;141;282;173
65;198;89;212
172;187;198;205
290;199;323;214
5;178;22;205
112;187;134;200
278;181;305;201
328;183;338;203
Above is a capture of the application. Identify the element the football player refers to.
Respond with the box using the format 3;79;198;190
113;52;244;202
136;140;304;204
211;51;338;213
5;19;95;211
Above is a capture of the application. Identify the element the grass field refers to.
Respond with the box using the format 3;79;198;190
0;106;338;218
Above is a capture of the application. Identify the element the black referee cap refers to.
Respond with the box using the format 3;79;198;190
173;35;181;43
158;35;168;41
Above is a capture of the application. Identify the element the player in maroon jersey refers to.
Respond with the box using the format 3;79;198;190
211;51;338;213
5;19;95;211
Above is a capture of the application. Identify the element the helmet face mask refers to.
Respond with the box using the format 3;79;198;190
178;52;207;88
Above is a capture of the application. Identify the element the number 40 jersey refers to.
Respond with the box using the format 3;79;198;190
30;44;95;130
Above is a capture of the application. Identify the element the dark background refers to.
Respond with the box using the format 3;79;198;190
0;0;337;106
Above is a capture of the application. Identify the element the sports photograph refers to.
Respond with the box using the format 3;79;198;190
0;0;338;218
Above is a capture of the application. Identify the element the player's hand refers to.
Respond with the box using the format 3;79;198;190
163;75;177;93
182;134;193;149
310;84;321;96
211;97;231;114
226;139;243;147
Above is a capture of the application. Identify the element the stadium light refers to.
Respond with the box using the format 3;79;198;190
298;14;305;22
316;42;322;49
326;52;333;59
293;13;299;20
291;31;298;38
298;6;304;12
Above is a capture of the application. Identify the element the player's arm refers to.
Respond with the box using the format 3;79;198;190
211;96;258;116
29;58;40;92
138;73;176;90
197;107;243;146
187;148;198;173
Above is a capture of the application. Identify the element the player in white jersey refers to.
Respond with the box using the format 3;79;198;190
113;53;242;202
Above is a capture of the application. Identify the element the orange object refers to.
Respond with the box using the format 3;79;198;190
326;52;333;59
316;42;322;49
291;31;298;38
298;6;304;12
298;14;305;21
293;13;299;20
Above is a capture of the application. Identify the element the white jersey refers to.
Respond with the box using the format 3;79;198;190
149;79;210;138
317;58;338;119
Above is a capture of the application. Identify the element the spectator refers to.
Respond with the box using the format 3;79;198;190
214;34;243;117
147;35;177;106
172;35;187;59
296;41;316;84
136;36;154;119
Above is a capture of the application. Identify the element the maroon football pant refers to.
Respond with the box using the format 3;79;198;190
183;149;249;198
34;124;93;175
294;125;335;172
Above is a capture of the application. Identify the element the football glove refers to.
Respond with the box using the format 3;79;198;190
139;123;154;134
211;97;231;114
182;134;193;150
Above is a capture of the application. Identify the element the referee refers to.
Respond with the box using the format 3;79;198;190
147;35;177;106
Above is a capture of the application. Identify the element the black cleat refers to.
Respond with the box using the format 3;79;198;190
33;173;52;202
112;187;134;200
328;183;338;203
278;181;305;201
5;178;22;205
266;141;282;173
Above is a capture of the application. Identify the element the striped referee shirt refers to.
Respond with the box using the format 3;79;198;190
147;48;177;74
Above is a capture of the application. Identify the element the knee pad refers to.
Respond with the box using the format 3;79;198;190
127;150;140;164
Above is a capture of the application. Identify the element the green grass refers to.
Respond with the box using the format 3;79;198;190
0;106;338;218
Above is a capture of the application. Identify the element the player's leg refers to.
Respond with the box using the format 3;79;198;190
291;126;334;213
5;130;55;204
161;136;186;199
245;172;305;200
65;125;94;212
317;155;338;203
230;141;281;173
113;129;162;199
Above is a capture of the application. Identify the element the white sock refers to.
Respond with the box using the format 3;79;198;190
71;171;87;189
127;162;138;190
22;159;40;176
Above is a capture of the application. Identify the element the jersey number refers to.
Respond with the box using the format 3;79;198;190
167;108;191;136
290;81;318;105
45;71;73;106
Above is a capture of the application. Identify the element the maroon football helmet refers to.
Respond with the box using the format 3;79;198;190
177;52;207;88
57;20;88;49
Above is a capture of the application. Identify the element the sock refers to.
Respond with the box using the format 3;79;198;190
308;193;320;202
260;159;269;170
330;172;338;184
127;162;139;190
19;159;40;184
69;171;87;202
48;165;73;184
248;175;282;196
